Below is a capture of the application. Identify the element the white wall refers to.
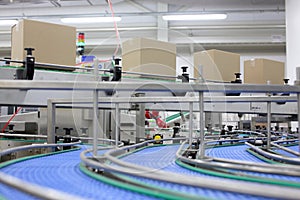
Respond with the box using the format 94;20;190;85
286;0;300;83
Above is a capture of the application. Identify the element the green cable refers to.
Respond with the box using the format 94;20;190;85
246;149;280;164
175;159;300;188
165;112;188;123
0;195;7;200
283;143;299;147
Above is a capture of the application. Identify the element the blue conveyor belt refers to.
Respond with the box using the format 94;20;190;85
275;149;298;158
206;145;300;182
0;146;157;200
206;145;264;162
1;144;300;200
121;145;273;200
288;145;299;152
274;145;299;158
208;144;300;182
121;144;300;199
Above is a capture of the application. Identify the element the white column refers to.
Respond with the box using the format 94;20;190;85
157;2;168;42
286;0;300;83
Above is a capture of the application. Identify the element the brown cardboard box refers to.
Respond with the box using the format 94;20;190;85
194;49;240;82
11;19;76;67
244;58;284;84
122;38;176;77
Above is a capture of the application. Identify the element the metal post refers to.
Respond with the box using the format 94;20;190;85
92;57;99;155
135;93;145;143
98;110;104;139
115;103;120;147
199;92;205;159
93;58;99;81
92;90;98;156
298;93;300;154
47;99;56;152
267;101;271;150
189;102;193;146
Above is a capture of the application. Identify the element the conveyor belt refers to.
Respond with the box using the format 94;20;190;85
120;145;278;200
288;145;300;152
0;146;156;200
206;144;265;162
120;144;300;198
274;144;299;158
206;144;300;182
2;144;300;200
275;149;298;158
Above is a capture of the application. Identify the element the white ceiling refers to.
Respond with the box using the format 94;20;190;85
0;0;286;56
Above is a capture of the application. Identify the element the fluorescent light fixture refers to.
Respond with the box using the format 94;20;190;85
61;17;121;23
0;20;18;26
162;14;227;21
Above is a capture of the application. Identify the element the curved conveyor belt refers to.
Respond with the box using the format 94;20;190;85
274;145;300;158
118;144;300;199
204;144;300;182
2;143;300;200
0;146;157;200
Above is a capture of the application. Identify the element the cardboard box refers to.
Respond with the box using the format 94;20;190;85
194;49;240;82
11;19;76;67
122;38;176;77
244;58;284;84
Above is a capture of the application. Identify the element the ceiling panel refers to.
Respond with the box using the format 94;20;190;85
0;0;286;54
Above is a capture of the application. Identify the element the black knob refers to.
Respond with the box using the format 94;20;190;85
181;66;189;83
24;48;35;56
114;58;121;66
234;73;241;79
283;78;289;84
80;127;88;134
181;66;188;73
63;128;73;135
4;57;11;65
227;125;233;132
8;124;14;131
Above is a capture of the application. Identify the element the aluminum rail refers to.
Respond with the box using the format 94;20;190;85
48;96;297;107
0;133;47;138
246;142;300;165
0;58;192;80
0;141;81;157
0;80;299;93
274;139;300;143
0;58;94;71
177;141;300;176
80;139;300;199
0;133;124;146
0;58;24;64
0;142;84;200
271;142;300;157
0;172;84;200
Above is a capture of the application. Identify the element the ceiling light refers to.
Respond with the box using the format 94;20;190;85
61;17;121;23
0;20;18;26
162;14;227;21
